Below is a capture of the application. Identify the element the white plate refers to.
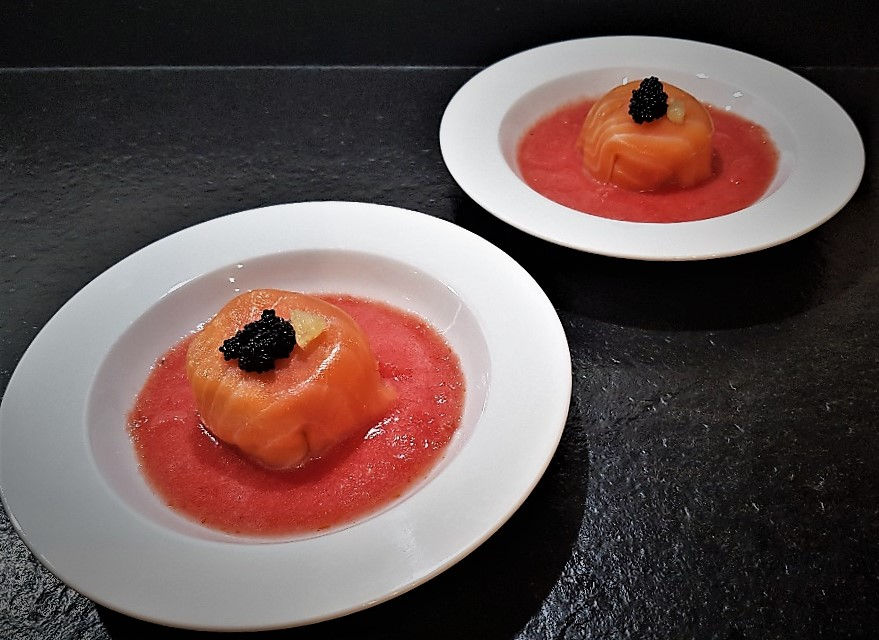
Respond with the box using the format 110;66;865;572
440;36;865;260
0;202;571;630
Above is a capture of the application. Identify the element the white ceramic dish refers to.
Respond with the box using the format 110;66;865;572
0;202;571;630
440;36;865;260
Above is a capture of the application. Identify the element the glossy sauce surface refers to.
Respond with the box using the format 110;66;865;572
128;295;465;536
517;99;779;223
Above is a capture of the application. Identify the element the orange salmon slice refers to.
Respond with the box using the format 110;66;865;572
577;80;714;192
185;289;397;469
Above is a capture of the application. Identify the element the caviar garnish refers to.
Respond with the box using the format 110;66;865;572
219;309;297;372
628;76;668;124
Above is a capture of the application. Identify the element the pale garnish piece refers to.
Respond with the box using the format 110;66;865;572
288;310;327;348
667;98;686;124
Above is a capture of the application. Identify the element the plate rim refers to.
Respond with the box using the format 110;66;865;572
439;35;865;260
0;201;572;630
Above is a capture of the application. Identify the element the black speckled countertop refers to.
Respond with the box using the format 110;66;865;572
1;62;877;639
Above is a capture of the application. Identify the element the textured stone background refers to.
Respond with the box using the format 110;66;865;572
1;59;877;640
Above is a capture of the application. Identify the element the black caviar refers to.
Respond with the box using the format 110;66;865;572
219;309;297;372
628;76;668;124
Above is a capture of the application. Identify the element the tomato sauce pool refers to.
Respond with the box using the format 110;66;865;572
517;99;779;223
128;295;465;537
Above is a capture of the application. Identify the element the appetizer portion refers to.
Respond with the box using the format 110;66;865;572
516;76;778;223
129;294;466;536
185;289;396;470
577;77;714;191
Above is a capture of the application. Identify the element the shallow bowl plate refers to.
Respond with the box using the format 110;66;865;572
0;202;571;630
440;36;865;260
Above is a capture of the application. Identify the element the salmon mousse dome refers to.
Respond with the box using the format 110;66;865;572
577;77;715;191
185;289;396;470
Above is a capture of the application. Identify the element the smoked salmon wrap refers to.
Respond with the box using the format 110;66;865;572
185;289;396;469
577;80;714;191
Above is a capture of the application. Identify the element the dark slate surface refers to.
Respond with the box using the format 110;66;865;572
1;0;876;67
1;66;877;639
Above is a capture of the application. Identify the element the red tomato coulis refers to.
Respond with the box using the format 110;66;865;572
517;99;779;223
128;295;465;537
